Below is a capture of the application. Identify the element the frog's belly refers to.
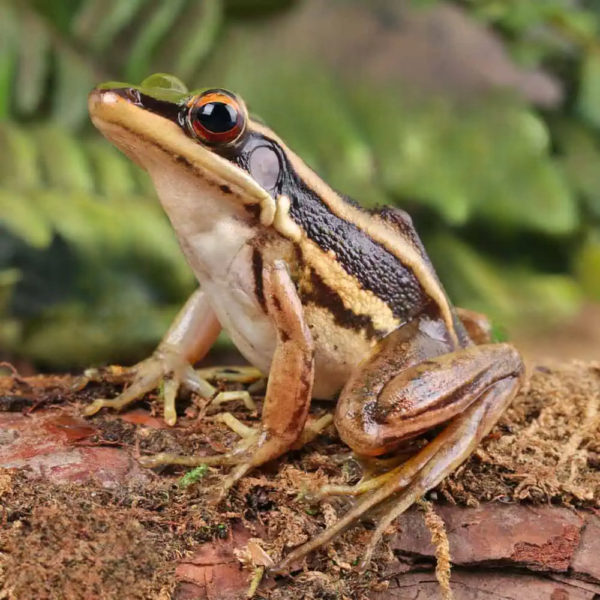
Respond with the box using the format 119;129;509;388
199;252;372;399
202;276;278;376
305;304;377;398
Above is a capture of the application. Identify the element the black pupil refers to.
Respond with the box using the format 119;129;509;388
196;101;238;134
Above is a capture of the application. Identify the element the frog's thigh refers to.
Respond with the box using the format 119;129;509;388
335;324;523;457
273;326;525;574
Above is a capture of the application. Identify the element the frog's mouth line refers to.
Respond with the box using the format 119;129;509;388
88;87;272;209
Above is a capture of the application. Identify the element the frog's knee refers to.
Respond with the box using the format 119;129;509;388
334;396;395;457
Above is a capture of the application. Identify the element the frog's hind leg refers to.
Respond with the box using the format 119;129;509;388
272;319;524;573
274;373;521;573
356;374;521;570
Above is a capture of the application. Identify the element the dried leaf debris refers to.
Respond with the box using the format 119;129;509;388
0;361;598;599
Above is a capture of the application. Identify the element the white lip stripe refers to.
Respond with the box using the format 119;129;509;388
89;90;272;208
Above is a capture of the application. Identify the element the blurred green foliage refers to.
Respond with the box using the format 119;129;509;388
0;0;599;368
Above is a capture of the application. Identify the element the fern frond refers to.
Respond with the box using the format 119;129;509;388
2;0;225;129
0;123;194;367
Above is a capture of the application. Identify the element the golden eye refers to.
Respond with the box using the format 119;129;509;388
186;90;246;146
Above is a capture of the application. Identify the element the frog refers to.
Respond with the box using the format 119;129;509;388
87;73;525;572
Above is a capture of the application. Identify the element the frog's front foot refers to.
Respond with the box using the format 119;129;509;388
81;341;236;425
80;288;262;425
138;414;266;502
81;353;264;426
139;411;333;502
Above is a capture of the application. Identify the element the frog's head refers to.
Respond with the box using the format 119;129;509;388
89;74;288;229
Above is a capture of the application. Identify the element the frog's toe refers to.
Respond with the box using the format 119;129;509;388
81;364;164;417
81;348;218;425
304;451;414;503
138;449;243;469
196;365;264;386
209;391;257;412
71;365;130;392
213;412;257;437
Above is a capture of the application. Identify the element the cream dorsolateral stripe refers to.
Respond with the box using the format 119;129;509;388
273;195;398;333
249;121;458;344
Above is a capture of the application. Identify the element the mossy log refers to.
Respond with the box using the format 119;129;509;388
0;361;598;599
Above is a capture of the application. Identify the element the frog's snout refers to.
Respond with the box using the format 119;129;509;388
88;88;126;119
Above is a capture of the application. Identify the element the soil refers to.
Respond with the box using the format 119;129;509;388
0;358;599;600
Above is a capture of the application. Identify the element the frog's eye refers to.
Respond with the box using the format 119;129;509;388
186;90;246;146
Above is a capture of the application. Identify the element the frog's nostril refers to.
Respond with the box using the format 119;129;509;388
87;88;125;119
123;88;141;105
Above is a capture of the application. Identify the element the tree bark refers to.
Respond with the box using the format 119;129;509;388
1;368;599;600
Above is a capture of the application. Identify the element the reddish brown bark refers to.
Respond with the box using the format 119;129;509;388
1;370;599;599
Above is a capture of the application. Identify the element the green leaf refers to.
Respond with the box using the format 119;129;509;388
124;0;188;83
15;299;177;368
347;90;472;222
578;47;600;129
511;272;582;326
32;190;110;260
84;138;142;197
164;0;224;81
0;269;22;312
178;465;209;488
0;269;21;349
107;194;195;300
425;234;516;319
575;233;600;300
0;3;19;119
475;157;578;235
0;123;43;190
52;50;97;128
0;190;53;248
76;0;151;54
28;0;81;33
558;122;600;218
470;106;578;234
1;0;598;370
427;234;583;327
37;126;96;193
15;8;51;115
